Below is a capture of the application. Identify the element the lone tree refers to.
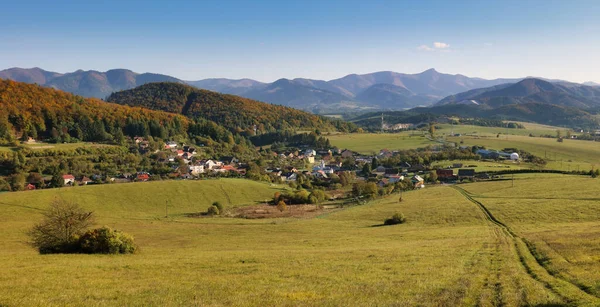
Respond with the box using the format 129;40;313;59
28;199;94;254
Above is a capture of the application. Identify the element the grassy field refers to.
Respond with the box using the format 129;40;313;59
448;134;600;171
431;159;533;172
3;176;600;305
328;133;437;154
459;175;600;302
435;121;569;137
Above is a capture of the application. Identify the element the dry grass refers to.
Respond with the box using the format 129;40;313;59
0;179;573;306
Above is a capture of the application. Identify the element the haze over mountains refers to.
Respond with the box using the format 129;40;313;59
0;67;181;99
2;67;599;115
437;78;600;109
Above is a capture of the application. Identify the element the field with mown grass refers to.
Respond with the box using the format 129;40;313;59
328;132;438;154
4;175;600;305
431;159;533;172
435;121;569;137
448;134;600;171
460;175;600;303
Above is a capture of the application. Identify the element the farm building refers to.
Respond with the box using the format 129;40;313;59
458;169;475;179
436;169;454;180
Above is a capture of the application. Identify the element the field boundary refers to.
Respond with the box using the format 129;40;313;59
452;185;600;306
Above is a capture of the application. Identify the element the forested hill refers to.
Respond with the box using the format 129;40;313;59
106;82;356;133
0;79;191;143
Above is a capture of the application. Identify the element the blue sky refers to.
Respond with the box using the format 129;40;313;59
1;0;599;82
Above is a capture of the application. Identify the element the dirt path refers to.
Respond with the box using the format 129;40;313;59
452;185;600;306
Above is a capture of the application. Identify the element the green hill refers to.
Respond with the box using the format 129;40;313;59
106;82;356;133
0;79;190;143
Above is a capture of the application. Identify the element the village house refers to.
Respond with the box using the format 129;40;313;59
458;169;476;180
221;156;239;165
305;149;316;157
189;165;205;175
26;183;36;190
165;141;178;149
436;169;454;180
341;150;353;158
280;172;297;182
372;165;387;176
379;149;393;158
384;168;400;178
377;178;389;188
411;175;425;189
79;176;93;185
134;137;145;144
136;173;150;182
62;174;75;186
388;175;404;183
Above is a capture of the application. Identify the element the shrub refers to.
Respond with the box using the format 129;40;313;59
212;201;224;213
277;200;287;212
28;199;94;254
79;227;136;254
207;205;220;216
384;213;406;225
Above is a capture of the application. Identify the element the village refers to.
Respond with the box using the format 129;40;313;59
35;136;528;197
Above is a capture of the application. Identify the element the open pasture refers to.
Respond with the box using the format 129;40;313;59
2;176;597;305
461;175;600;299
448;134;600;171
328;132;437;154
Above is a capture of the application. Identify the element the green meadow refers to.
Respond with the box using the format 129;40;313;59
2;176;600;305
448;134;600;171
328;133;437;154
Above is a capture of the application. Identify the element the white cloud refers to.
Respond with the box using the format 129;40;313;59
418;42;450;52
433;42;450;49
417;45;434;51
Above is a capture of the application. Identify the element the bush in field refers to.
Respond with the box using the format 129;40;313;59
79;226;136;254
212;201;224;213
277;200;287;212
207;205;220;216
28;199;94;254
384;213;406;226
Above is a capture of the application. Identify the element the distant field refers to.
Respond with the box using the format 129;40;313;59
431;159;532;172
436;122;568;137
328;133;437;154
2;175;599;305
448;135;600;171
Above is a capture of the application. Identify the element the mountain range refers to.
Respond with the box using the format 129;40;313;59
2;67;599;117
437;78;600;109
0;67;528;112
0;67;181;99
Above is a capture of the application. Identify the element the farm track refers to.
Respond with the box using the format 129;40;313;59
451;185;600;306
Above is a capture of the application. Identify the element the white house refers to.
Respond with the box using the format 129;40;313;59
62;174;75;186
305;149;316;157
388;175;404;183
165;141;178;149
189;165;205;175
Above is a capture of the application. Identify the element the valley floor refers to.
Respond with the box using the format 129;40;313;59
1;176;600;306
